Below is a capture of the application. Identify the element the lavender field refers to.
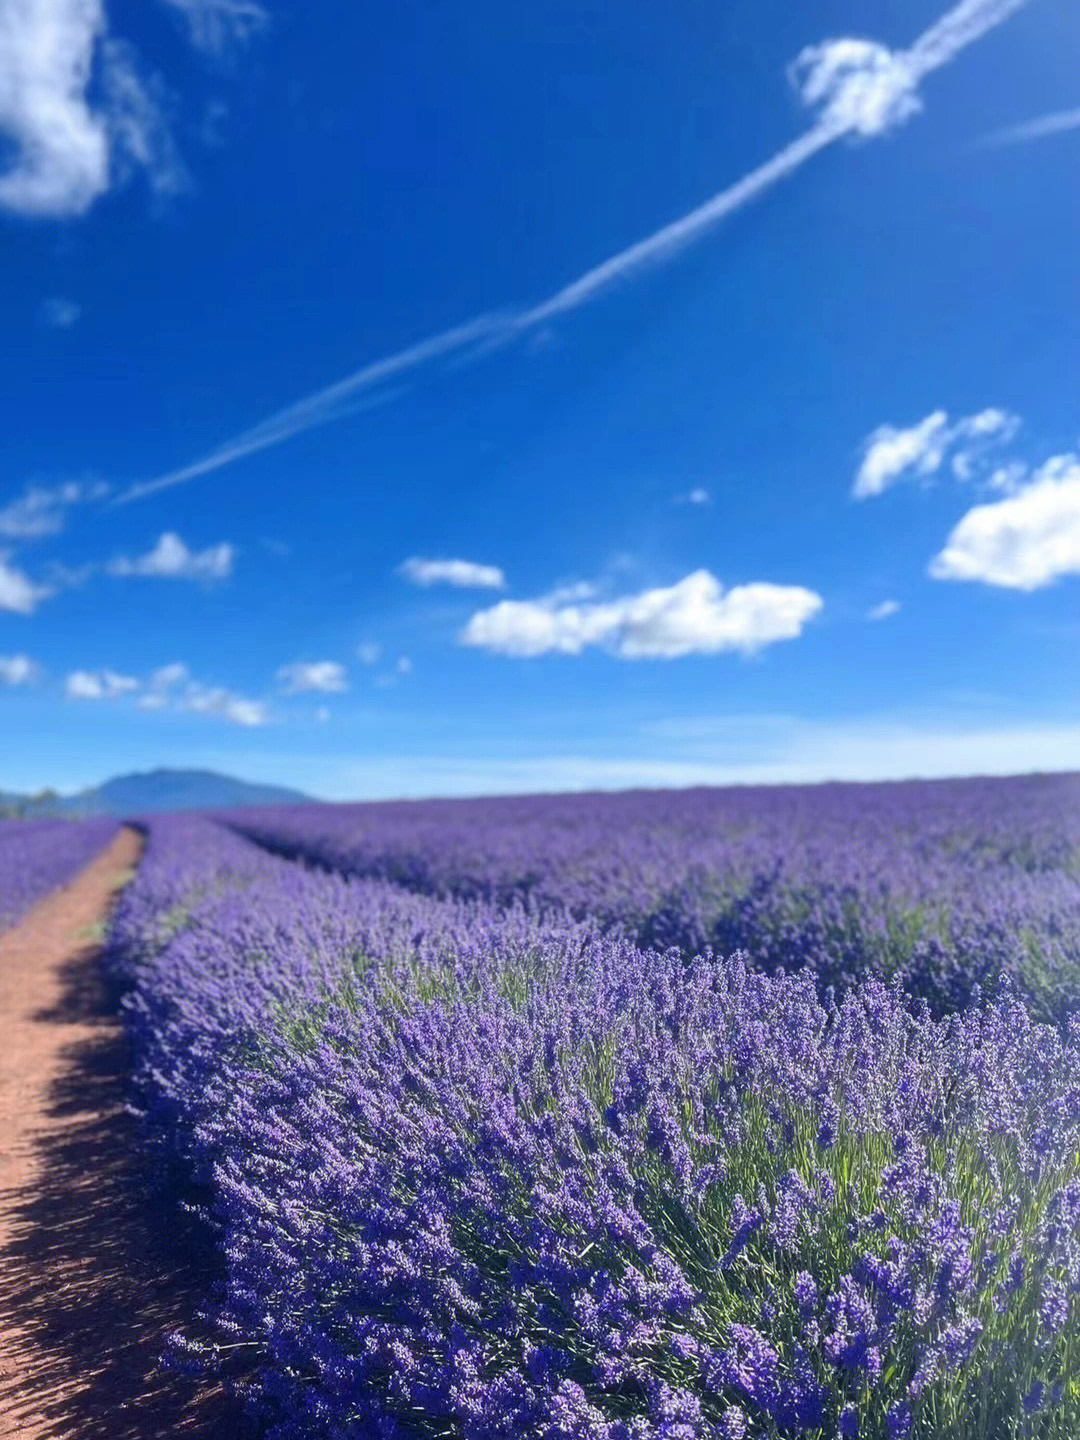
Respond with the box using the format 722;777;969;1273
93;773;1080;1438
0;817;119;933
231;773;1080;1021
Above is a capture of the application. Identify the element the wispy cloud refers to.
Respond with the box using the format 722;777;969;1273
867;599;901;620
141;662;266;724
0;654;39;685
0;481;107;540
0;0;262;219
65;668;139;700
65;658;267;724
119;0;1034;499
984;105;1080;145
854;408;1019;497
181;683;266;726
0;555;54;614
929;454;1080;590
108;531;235;581
277;660;348;694
462;569;823;659
159;0;266;53
399;557;507;590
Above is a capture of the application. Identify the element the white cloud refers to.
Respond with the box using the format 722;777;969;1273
855;411;951;497
40;296;81;327
949;408;1021;478
142;661;265;724
357;641;381;664
0;480;107;539
985;105;1080;146
66;657;266;724
65;667;137;699
400;557;506;590
0;1;182;217
674;487;711;506
182;683;266;726
0;554;53;613
867;599;901;620
102;668;138;693
103;668;138;693
277;661;348;694
0;0;111;217
462;570;823;659
0;0;260;219
66;671;104;700
854;407;1019;497
109;531;235;581
790;40;922;138
137;663;186;708
0;654;38;685
147;661;189;692
121;0;1034;500
929;456;1080;590
396;655;412;674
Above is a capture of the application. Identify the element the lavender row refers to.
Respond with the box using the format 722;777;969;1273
0;816;120;932
227;773;1080;1019
111;813;1080;1438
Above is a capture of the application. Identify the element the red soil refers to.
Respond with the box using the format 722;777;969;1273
0;827;248;1439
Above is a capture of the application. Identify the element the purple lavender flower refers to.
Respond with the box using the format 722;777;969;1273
1040;1279;1070;1337
837;1402;858;1436
886;1400;913;1438
794;1272;817;1319
1023;1380;1046;1414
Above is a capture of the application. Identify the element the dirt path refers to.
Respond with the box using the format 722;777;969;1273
0;827;248;1439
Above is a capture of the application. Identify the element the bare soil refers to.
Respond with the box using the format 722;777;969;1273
0;826;249;1439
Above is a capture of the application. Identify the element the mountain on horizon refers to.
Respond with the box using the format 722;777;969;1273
0;769;311;818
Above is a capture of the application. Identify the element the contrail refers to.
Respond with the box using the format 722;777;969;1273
119;0;1036;502
983;105;1080;146
520;127;840;325
122;317;509;501
906;0;1033;72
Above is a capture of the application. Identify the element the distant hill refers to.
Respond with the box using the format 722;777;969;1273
0;769;311;818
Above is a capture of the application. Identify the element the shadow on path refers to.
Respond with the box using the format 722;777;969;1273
0;836;253;1439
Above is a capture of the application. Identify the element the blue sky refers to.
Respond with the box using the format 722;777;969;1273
1;0;1078;799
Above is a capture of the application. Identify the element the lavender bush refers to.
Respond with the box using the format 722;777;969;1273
0;816;120;932
110;798;1080;1439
